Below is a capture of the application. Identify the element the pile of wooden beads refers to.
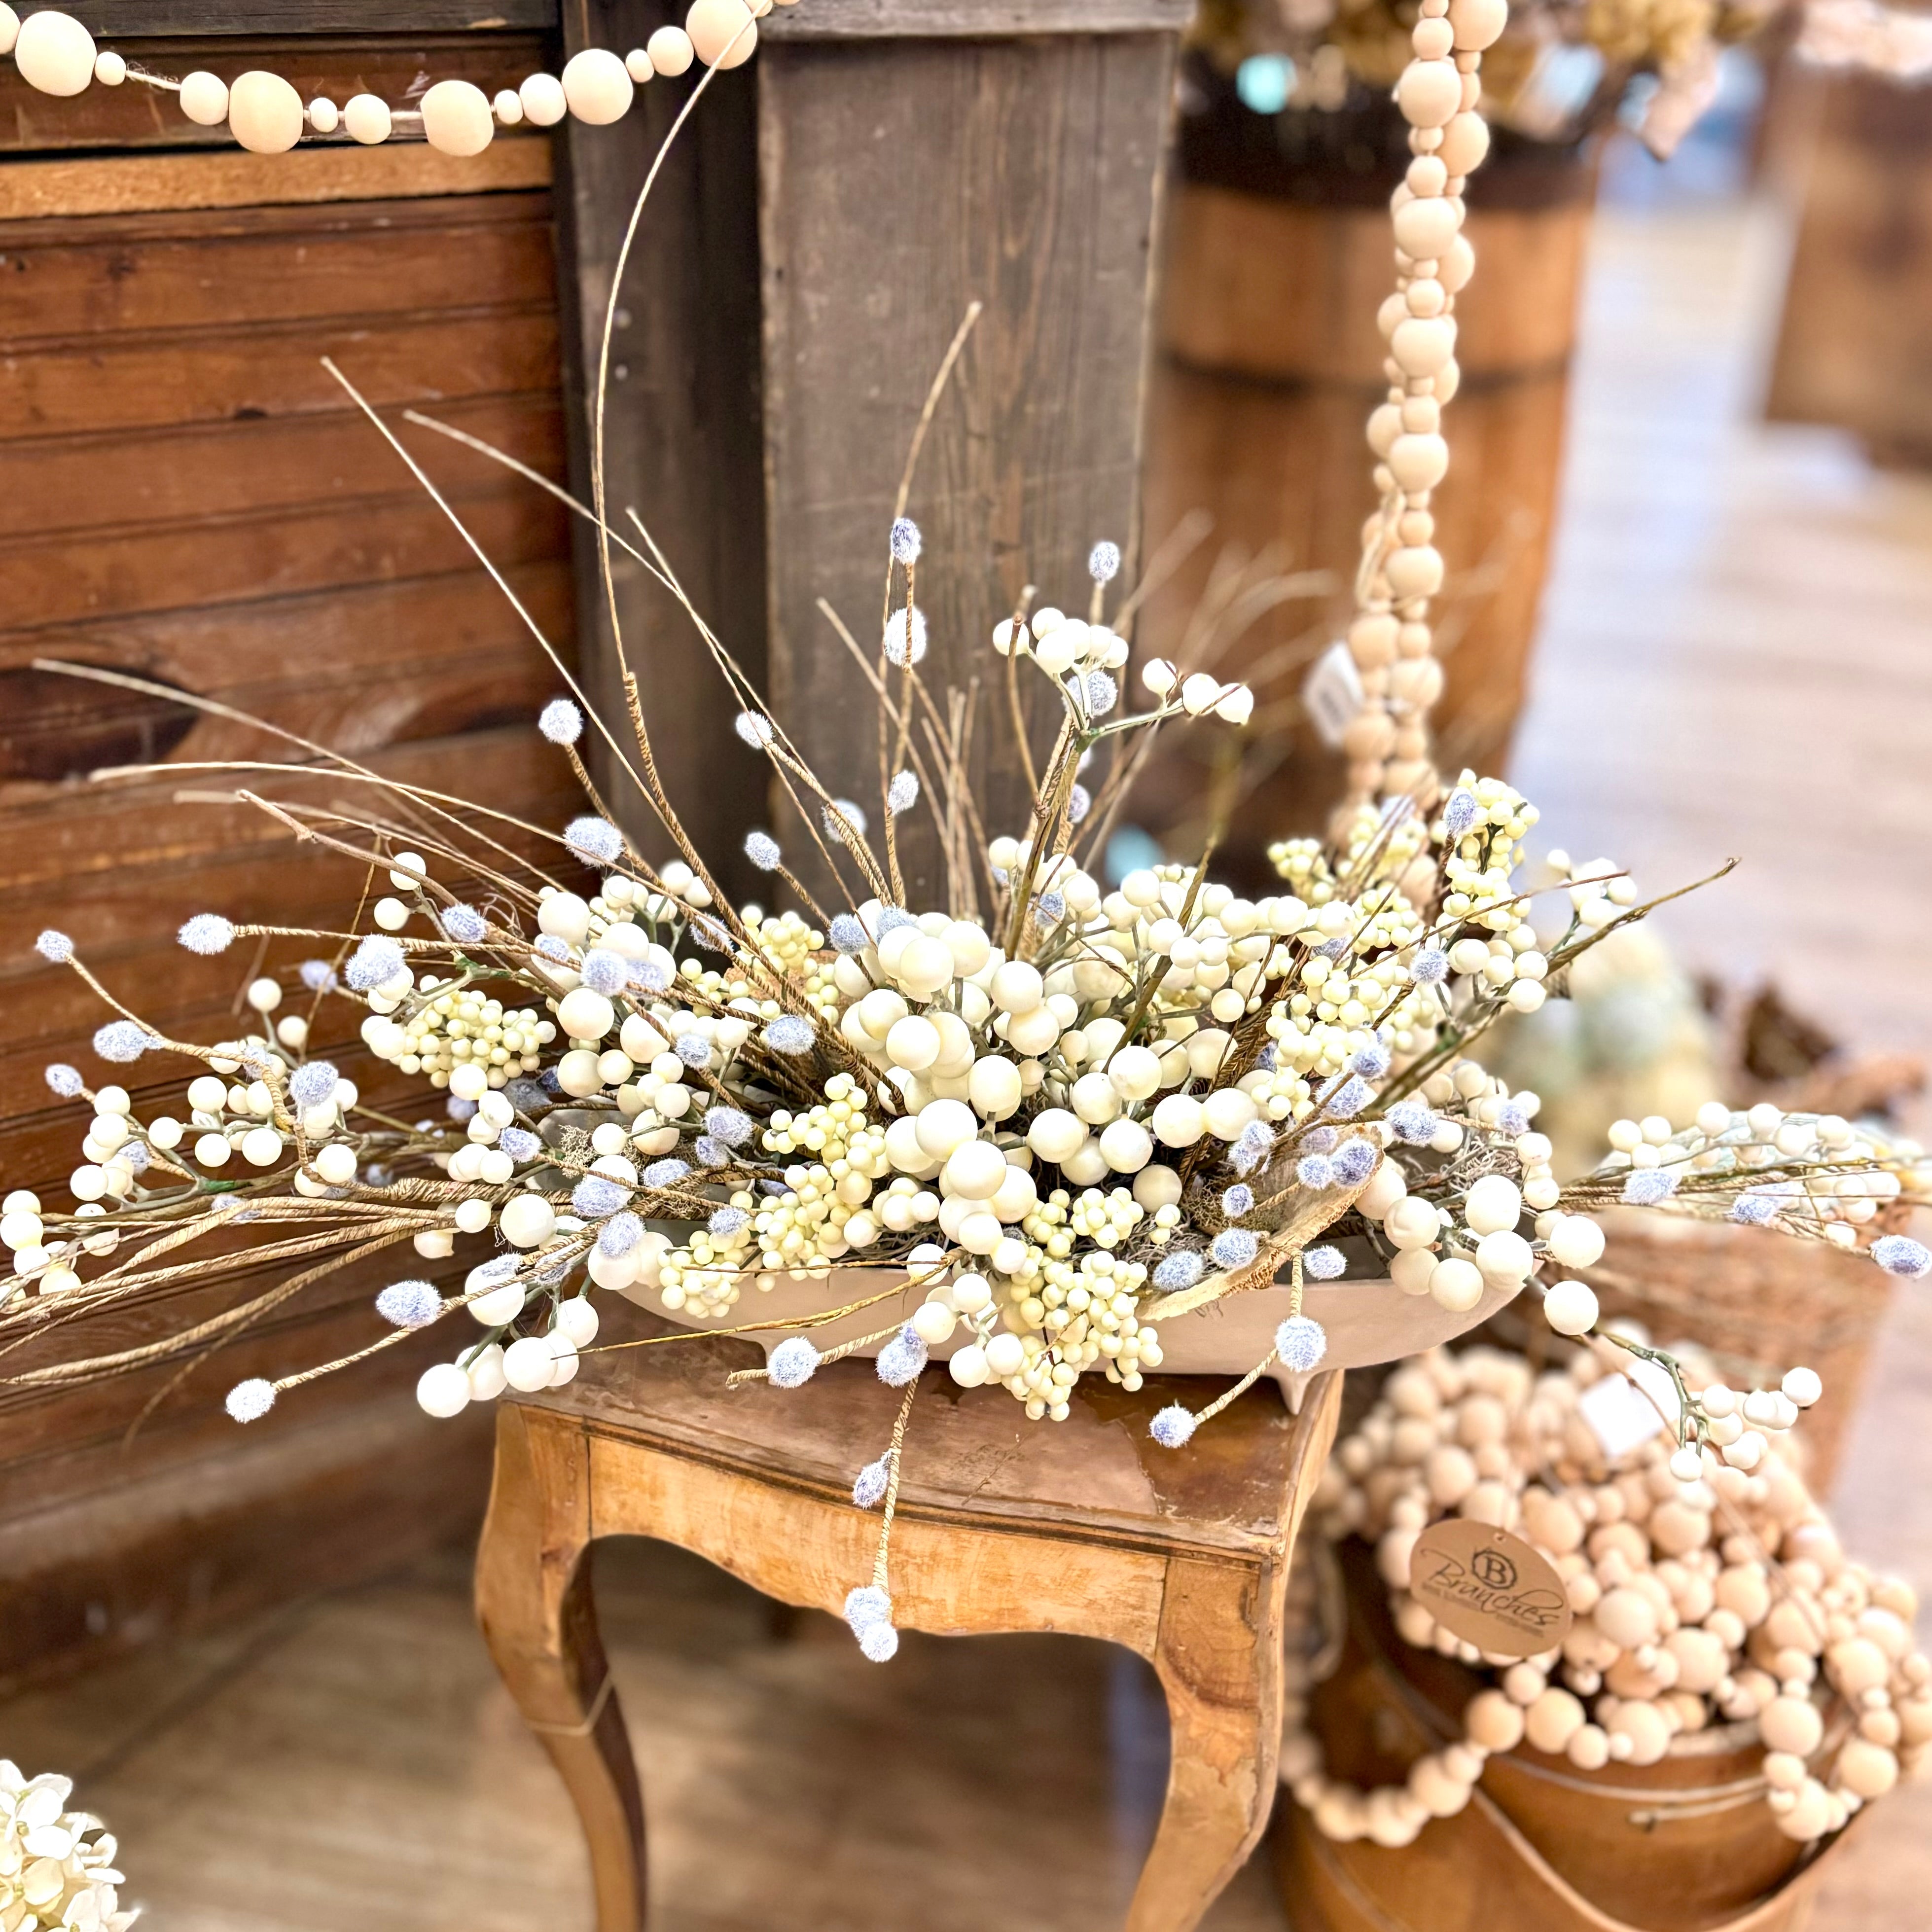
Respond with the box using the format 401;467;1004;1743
1280;1341;1931;1849
1336;0;1509;821
0;0;790;156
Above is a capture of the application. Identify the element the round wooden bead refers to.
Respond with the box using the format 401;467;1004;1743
1525;1686;1586;1754
1760;1694;1824;1756
1395;58;1461;129
14;9;94;96
493;88;524;124
1391;316;1456;377
519;72;567;125
1349;612;1399;667
1773;1778;1832;1842
1467;1688;1524;1751
1438;110;1491;179
1837;1736;1898;1798
344;92;392;143
1435;359;1462;403
562;46;634;123
625;47;655;82
1609;1700;1671;1766
1413;17;1455;59
309;95;340;133
687;0;758;69
228;71;303;153
421;78;494;157
1388;431;1449;492
1392;195;1461;262
1389;657;1444;708
179;70;230;126
0;7;17;56
1386;545;1444;601
649;25;695;75
95;50;125;85
1449;0;1508;51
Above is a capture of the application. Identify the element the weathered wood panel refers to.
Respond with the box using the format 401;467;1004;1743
61;3;557;30
0;153;581;1687
758;30;1176;905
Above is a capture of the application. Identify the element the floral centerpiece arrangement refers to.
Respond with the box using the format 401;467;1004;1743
1;0;1927;1666
0;1765;135;1931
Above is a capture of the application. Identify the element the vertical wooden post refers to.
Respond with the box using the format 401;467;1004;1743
560;0;1183;906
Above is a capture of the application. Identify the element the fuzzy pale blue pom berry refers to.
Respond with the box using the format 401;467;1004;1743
440;903;487;944
1221;1183;1254;1219
858;1621;899;1662
1068;783;1091;826
1729;1192;1779;1225
1033;891;1065;926
829;914;869;955
824;798;869;839
768;1336;821;1389
889;516;921;566
447;1096;477;1124
564;816;624;865
874;906;915;937
1351;1039;1391;1079
1622;1167;1679;1206
734;710;774;749
538;697;583;745
844;1583;892;1632
1088;538;1121;583
376;1279;441;1328
572;1175;630;1219
674;1033;712;1068
704;1106;752;1147
763;1015;816;1055
345;934;404;990
1409;947;1449;986
44;1063;83;1097
1149;1404;1196;1448
1303;1126;1338;1152
579;948;629;996
875;1324;928;1388
178;913;235;956
35;929;73;963
1332;1138;1378;1185
745;831;782;871
643;1158;690;1189
852;1458;890;1509
1873;1235;1932;1279
1386;1100;1437;1145
226;1378;276;1424
299;959;338;992
1296;1154;1334;1190
532;933;571;964
1442;789;1480;839
693;1136;727;1167
288;1060;339;1110
1275;1314;1328;1371
1230;1122;1275;1178
599;1212;643;1257
708;1206;750;1238
1085;670;1117;716
499;1127;540;1162
93;1020;152;1064
1496;1100;1531;1136
630;957;672;993
1323;1075;1371;1119
883;608;927;668
1152;1250;1204;1293
1304;1245;1346;1280
1211;1228;1260;1271
887;771;919;816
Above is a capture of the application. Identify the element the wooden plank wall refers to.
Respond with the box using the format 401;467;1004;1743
0;39;586;1689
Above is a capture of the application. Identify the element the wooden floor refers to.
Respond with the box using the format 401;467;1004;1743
7;142;1932;1932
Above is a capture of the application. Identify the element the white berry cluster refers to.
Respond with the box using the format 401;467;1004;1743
0;1764;136;1932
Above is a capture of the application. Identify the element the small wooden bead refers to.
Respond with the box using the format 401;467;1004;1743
1609;1700;1671;1766
0;6;16;56
519;72;567;125
1525;1687;1586;1753
1366;400;1405;457
1391;316;1457;378
1467;1687;1525;1751
1436;359;1462;404
421;78;494;157
1349;613;1399;668
649;25;696;75
1406;277;1448;318
1386;546;1443;601
1773;1779;1832;1842
1407;155;1449;197
95;50;125;85
309;95;340;133
179;71;230;127
625;47;655;82
1760;1694;1824;1756
562;46;634;124
1438;110;1491;178
1389;432;1449;492
1412;17;1455;59
1566;1723;1611;1769
344;92;392;143
228;71;303;154
1461;70;1483;111
1389;658;1443;709
687;0;758;69
1395;58;1461;129
493;88;524;124
1838;1737;1898;1798
13;9;93;96
1378;290;1410;340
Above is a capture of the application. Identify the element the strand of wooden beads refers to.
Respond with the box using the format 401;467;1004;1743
1278;1344;1932;1852
0;1;785;156
1334;0;1509;829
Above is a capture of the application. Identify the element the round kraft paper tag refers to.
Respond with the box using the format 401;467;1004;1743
1408;1519;1574;1657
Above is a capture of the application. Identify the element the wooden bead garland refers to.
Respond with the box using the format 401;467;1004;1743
0;0;795;153
1334;0;1511;825
1282;1341;1932;1851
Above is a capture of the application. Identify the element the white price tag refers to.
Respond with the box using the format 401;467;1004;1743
1302;641;1364;749
1577;1371;1670;1463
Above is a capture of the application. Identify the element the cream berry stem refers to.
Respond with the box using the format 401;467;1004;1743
1335;0;1509;829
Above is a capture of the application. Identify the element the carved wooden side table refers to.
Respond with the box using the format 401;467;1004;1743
474;1323;1339;1932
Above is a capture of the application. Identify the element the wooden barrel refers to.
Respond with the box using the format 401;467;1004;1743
1273;1539;1852;1932
1136;86;1595;883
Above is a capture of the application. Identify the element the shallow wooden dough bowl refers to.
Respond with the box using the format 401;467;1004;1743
636;1264;1524;1409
